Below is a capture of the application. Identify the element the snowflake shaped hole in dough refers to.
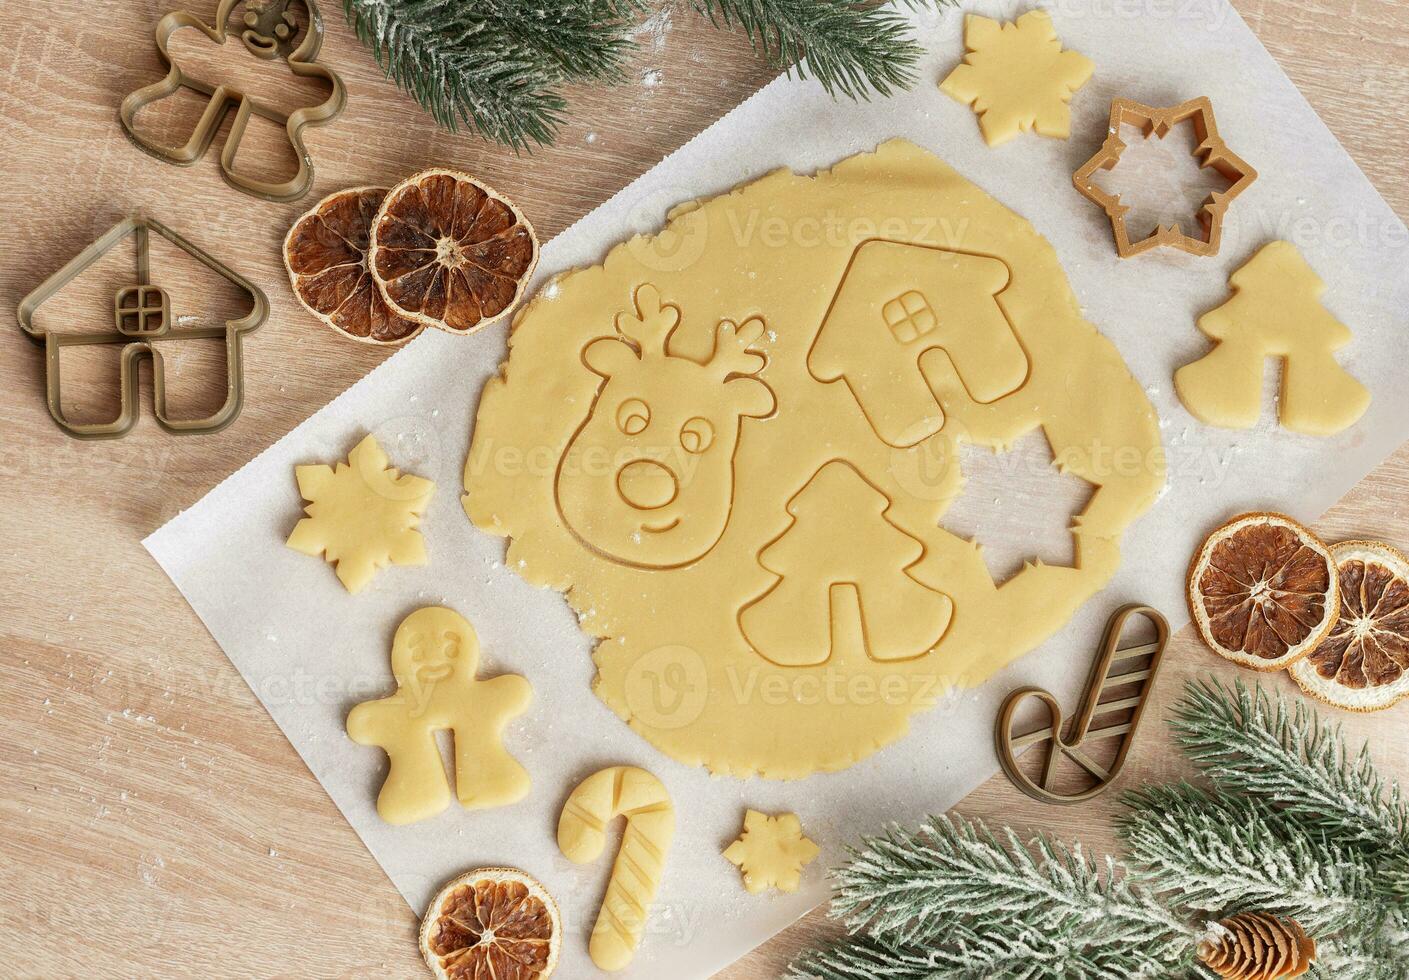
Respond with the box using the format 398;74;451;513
724;809;820;894
286;434;435;592
941;11;1094;147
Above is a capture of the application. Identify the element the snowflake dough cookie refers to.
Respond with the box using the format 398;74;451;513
1175;241;1371;436
941;11;1094;146
724;810;820;894
286;434;435;592
465;139;1163;778
347;607;531;825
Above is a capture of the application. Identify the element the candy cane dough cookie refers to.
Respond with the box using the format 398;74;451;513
557;766;674;971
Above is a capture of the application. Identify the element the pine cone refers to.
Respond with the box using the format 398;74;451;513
1198;912;1316;980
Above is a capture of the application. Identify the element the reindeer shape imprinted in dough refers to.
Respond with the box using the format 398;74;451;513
555;283;776;569
346;607;531;826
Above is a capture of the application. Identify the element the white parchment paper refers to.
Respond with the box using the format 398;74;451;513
146;2;1409;976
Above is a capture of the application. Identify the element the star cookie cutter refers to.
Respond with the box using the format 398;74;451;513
119;0;346;202
17;217;268;440
1073;97;1258;259
996;604;1169;805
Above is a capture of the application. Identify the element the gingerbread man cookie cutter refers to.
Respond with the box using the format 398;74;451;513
17;217;268;440
119;0;346;202
1073;97;1258;259
997;604;1169;805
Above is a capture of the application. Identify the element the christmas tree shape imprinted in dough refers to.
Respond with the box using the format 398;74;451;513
347;607;531;825
740;462;953;667
723;810;820;895
1175;241;1372;436
286;434;435;593
941;11;1095;147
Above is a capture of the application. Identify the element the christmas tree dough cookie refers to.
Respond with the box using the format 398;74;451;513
465;139;1163;778
287;434;435;593
941;11;1094;147
724;810;820;894
1175;241;1371;436
347;607;531;825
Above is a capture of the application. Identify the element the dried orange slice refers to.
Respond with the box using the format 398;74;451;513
1188;512;1339;671
369;168;538;335
1291;541;1409;711
419;867;561;980
283;187;424;346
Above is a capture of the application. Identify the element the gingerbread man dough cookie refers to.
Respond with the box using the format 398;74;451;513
347;607;532;825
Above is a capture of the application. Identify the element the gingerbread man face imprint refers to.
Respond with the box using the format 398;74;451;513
555;284;776;569
238;0;300;58
395;613;470;716
347;607;532;825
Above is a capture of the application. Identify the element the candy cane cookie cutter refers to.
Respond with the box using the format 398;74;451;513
557;766;675;971
997;605;1170;805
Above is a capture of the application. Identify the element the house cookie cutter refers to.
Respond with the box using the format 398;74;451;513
119;0;346;202
1073;97;1258;259
996;604;1169;805
17;217;268;440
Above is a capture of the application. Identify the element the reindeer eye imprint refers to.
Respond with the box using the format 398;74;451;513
617;399;651;435
679;417;714;454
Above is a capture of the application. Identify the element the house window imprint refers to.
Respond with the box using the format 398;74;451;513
115;285;169;336
883;290;939;343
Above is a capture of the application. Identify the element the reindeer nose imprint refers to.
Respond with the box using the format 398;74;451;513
616;459;678;510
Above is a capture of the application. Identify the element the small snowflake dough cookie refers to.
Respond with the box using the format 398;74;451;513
941;11;1094;146
347;607;532;825
286;433;435;593
724;810;820;894
1175;241;1371;436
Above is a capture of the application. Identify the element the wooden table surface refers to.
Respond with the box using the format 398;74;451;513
3;1;1407;976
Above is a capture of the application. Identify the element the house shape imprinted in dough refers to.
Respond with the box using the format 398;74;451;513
809;240;1029;448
